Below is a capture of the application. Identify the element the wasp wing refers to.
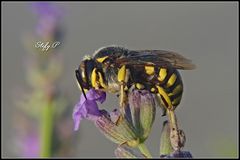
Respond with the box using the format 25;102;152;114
117;50;196;70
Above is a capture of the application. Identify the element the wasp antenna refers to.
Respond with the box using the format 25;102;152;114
82;88;87;100
75;70;87;100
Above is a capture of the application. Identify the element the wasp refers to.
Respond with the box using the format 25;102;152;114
75;46;195;150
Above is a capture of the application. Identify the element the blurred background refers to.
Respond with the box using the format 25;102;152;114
2;2;238;158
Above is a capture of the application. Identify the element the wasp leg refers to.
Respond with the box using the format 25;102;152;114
156;86;185;151
155;94;167;116
117;65;129;114
161;107;167;117
120;85;127;114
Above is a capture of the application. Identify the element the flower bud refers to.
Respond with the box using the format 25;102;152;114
159;121;174;156
75;88;156;149
95;89;156;148
128;89;156;142
159;121;191;158
95;109;139;147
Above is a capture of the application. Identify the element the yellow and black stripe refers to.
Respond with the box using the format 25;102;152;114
127;65;183;110
155;67;183;110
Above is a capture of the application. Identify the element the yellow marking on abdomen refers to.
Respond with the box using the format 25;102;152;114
168;84;182;96
156;86;171;108
167;73;177;87
91;68;98;88
158;68;167;81
145;66;154;75
118;65;126;82
96;56;108;63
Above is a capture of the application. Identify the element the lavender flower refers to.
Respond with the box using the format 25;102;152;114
72;88;137;146
72;89;106;131
21;133;40;157
31;2;64;41
31;2;63;18
17;2;69;157
72;88;193;158
73;89;156;150
13;128;40;158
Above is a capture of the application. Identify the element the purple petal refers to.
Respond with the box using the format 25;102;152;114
20;132;40;157
31;2;64;38
84;89;106;102
73;101;87;131
85;101;101;119
31;2;63;18
73;89;107;131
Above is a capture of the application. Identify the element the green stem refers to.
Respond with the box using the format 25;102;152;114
138;143;152;158
40;102;53;157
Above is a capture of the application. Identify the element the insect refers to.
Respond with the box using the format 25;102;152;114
75;46;195;150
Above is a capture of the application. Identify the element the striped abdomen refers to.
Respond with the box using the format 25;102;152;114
131;66;183;110
155;67;183;109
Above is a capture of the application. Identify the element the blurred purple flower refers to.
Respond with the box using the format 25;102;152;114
31;2;63;18
73;89;106;131
73;89;156;149
22;133;40;157
31;2;64;39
